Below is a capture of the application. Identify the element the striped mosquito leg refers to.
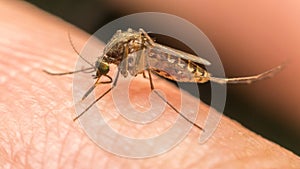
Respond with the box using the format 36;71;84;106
209;64;283;84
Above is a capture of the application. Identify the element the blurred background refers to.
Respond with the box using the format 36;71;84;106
26;0;299;155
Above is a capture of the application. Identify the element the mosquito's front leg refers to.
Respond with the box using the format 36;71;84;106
81;77;101;101
73;67;121;121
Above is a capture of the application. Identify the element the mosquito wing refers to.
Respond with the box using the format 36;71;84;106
152;43;211;66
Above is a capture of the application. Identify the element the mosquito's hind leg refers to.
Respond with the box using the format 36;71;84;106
209;64;283;84
146;69;204;131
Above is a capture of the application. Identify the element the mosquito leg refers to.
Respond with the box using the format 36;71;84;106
147;69;204;131
147;69;155;90
73;68;121;121
81;77;101;101
43;67;95;76
209;64;283;84
95;75;113;84
73;87;113;121
112;69;120;87
142;71;148;79
81;74;113;100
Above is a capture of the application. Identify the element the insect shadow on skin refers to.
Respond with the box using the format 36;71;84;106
44;28;284;132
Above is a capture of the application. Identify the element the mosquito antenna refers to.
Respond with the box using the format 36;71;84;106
43;67;95;75
68;32;96;68
209;64;284;84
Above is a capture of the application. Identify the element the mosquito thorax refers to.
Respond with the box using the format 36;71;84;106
103;29;152;65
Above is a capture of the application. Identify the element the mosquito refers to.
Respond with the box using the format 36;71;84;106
44;28;283;131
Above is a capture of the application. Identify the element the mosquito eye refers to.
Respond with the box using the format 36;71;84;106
98;62;109;75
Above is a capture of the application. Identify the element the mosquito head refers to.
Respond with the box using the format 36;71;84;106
95;60;110;77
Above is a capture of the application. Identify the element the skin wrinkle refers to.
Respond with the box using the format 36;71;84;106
0;131;10;164
33;70;73;168
7;136;13;165
187;139;204;166
89;144;98;169
26;131;34;168
27;107;43;167
42;116;50;168
72;136;92;168
71;138;80;169
63;126;87;168
59;130;74;168
12;130;24;167
57;126;71;168
185;150;205;169
176;142;191;168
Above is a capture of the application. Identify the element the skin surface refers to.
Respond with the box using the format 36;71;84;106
0;1;299;169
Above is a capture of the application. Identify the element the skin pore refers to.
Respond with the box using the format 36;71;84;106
0;1;299;168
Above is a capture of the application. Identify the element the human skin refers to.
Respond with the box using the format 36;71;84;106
109;0;300;130
0;1;299;169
